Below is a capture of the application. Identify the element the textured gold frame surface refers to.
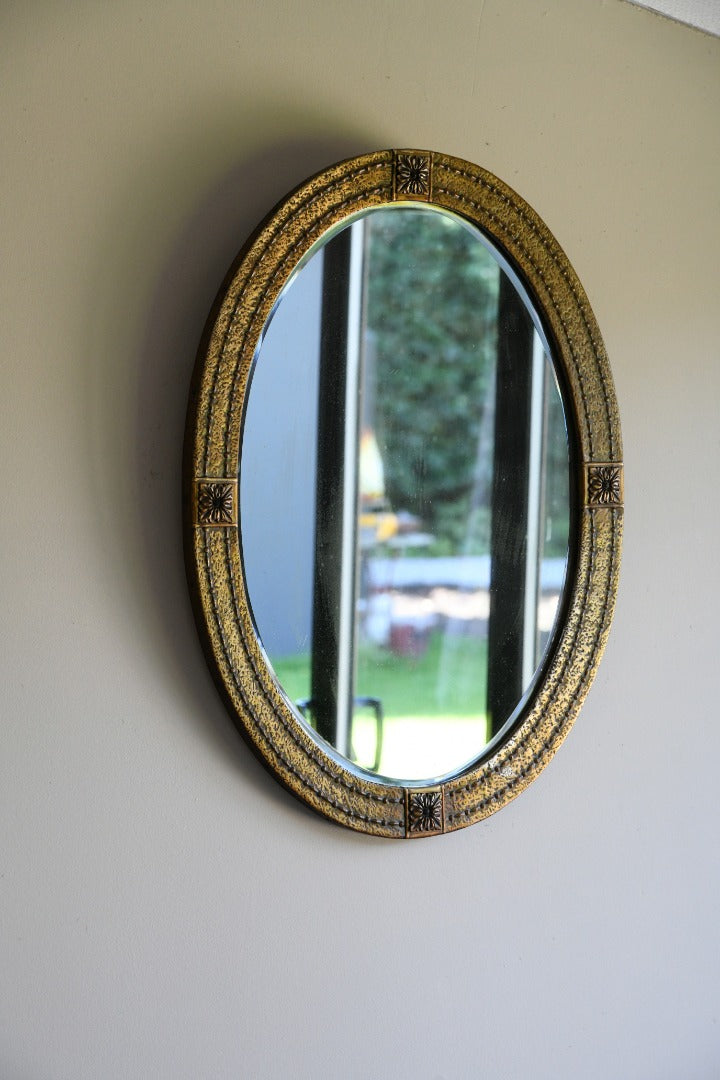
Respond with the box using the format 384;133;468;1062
184;149;623;838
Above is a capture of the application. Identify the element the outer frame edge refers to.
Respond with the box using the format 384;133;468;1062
183;149;623;838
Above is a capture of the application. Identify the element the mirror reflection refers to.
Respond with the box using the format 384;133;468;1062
240;206;570;783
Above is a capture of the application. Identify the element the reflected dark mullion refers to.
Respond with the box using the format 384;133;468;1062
311;231;352;747
486;272;535;737
311;226;365;755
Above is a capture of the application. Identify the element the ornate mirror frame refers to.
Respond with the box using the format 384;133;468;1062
184;149;623;838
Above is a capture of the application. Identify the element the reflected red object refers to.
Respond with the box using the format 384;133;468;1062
390;623;429;659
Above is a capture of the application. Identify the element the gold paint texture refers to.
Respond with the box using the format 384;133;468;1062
184;150;623;837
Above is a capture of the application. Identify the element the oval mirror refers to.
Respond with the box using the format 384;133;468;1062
185;150;623;837
242;204;570;784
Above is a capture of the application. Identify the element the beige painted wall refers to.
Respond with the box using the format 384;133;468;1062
2;2;719;1077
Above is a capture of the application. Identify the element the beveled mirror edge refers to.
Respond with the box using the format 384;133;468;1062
184;149;623;838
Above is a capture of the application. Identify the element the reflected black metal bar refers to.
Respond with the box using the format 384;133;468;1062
295;696;384;773
353;696;384;772
310;227;367;755
486;272;535;737
311;232;351;746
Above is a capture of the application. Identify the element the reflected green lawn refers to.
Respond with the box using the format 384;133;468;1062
272;631;489;778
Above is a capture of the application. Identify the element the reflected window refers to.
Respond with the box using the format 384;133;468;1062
241;206;570;783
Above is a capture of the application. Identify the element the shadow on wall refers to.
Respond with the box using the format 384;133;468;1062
83;111;376;796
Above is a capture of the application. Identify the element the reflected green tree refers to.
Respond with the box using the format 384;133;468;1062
366;208;499;554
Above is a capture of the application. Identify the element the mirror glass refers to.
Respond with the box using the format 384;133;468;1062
240;205;570;784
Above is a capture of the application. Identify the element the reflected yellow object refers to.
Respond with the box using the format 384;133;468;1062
359;429;398;541
360;429;385;503
359;510;398;542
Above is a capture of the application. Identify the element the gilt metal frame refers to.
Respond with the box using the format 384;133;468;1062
184;149;623;838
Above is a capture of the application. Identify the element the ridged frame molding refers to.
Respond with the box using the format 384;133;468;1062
184;149;623;838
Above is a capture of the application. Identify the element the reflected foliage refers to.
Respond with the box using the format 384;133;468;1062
366;210;499;554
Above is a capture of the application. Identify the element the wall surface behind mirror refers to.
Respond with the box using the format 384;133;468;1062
1;2;718;1078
